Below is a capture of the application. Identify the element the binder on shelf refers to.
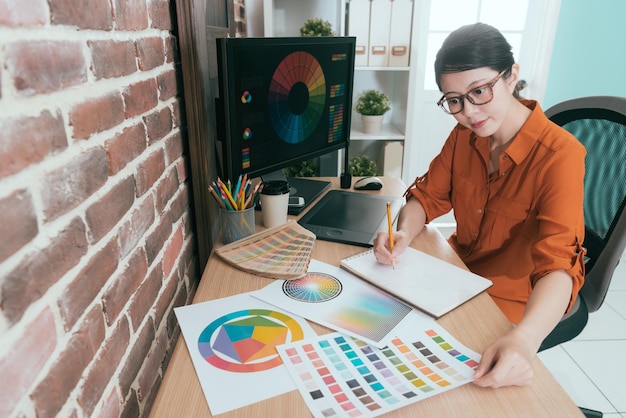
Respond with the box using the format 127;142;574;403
348;0;371;67
383;141;404;177
368;0;392;67
388;0;413;67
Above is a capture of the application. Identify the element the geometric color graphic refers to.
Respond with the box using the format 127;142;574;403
268;51;326;144
198;309;304;373
283;272;343;303
241;90;252;103
243;127;252;140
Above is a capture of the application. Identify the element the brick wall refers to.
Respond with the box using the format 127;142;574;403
0;1;198;417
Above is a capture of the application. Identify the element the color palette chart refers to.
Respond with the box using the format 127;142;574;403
277;315;480;417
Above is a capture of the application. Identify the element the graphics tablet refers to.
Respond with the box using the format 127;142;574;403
298;190;403;247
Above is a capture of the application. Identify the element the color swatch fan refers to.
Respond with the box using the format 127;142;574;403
215;221;316;280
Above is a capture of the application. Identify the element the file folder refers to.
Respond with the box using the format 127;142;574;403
388;0;413;67
348;0;371;67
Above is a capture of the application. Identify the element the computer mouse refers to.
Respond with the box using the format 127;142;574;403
354;176;383;190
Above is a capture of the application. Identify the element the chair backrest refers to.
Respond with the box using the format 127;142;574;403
545;96;626;313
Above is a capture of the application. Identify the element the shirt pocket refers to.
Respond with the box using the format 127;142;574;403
484;195;531;246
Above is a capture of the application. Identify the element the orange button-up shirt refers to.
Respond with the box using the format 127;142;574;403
407;100;586;323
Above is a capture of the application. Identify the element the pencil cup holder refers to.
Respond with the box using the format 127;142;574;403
219;206;256;244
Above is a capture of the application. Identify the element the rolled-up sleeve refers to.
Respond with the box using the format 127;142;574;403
531;135;586;312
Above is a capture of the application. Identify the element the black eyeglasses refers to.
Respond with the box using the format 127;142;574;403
437;72;505;115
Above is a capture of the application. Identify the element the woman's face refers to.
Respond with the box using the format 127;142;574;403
439;66;518;138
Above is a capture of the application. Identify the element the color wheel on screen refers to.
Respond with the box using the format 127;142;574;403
197;309;304;373
268;51;326;144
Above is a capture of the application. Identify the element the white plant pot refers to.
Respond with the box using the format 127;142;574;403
361;114;384;134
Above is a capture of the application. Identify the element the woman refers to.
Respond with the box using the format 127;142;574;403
373;23;586;388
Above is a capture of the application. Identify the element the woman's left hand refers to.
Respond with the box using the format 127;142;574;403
472;331;535;388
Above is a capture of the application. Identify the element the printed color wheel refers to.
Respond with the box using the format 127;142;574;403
198;309;304;372
268;51;326;144
283;272;343;302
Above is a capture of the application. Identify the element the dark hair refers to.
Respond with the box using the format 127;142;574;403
434;23;515;92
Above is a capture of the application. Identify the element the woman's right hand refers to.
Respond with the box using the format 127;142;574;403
373;230;410;265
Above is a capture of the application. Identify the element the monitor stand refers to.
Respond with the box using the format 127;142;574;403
260;171;331;215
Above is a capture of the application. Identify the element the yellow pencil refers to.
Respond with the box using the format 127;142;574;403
387;202;395;269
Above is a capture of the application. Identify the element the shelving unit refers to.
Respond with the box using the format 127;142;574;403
261;0;417;177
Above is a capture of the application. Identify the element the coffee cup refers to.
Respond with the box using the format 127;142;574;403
260;180;290;228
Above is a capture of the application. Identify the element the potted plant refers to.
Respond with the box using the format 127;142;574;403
300;18;335;37
355;89;391;134
349;155;377;177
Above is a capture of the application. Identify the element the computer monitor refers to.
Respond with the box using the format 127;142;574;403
215;36;356;212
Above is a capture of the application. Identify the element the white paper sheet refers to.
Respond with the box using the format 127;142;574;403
174;293;317;415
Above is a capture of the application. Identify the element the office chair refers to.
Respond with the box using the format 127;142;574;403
539;96;626;418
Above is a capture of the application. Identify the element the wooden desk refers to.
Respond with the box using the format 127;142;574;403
151;177;582;418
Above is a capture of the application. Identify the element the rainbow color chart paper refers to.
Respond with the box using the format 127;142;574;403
277;313;481;417
252;259;414;348
174;292;316;415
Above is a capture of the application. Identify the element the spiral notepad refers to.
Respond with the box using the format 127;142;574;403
340;247;492;318
215;221;316;280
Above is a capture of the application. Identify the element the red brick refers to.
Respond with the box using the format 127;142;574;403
70;92;125;140
129;264;162;331
166;288;187;337
143;106;172;145
145;219;171;265
0;189;38;262
175;157;188;183
171;100;181;128
104;123;147;175
78;317;130;417
58;238;119;330
94;388;120;418
164;35;177;63
167;186;190;230
118;195;155;258
5;40;88;95
0;308;57;417
149;0;172;30
163;224;183;277
0;0;47;26
102;247;148;325
157;69;177;101
1;217;88;325
49;0;112;29
119;317;154;396
135;149;165;197
40;146;108;222
154;265;177;330
113;0;148;30
135;37;165;71
31;307;105;418
123;78;159;118
85;175;136;243
164;130;183;164
155;168;179;214
136;331;167;402
0;110;67;178
88;39;137;79
120;389;140;418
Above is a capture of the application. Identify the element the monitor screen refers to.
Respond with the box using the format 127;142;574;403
215;36;356;182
